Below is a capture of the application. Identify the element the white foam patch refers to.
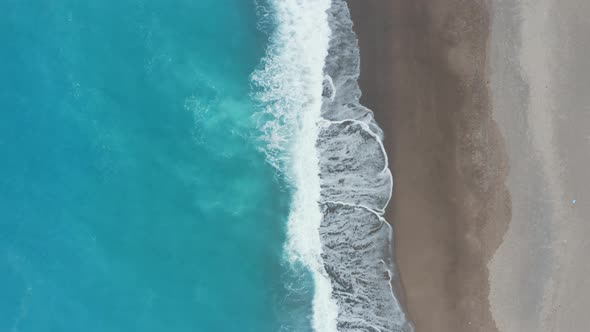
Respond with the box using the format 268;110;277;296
252;0;339;331
253;0;414;331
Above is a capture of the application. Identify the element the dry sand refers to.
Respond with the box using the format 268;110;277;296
489;0;590;331
348;0;590;331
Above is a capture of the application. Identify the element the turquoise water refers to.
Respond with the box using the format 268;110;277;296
0;1;313;331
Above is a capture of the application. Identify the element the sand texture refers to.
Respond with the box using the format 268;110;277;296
348;0;590;331
488;0;590;331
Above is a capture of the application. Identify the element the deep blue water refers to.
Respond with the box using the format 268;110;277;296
0;1;312;331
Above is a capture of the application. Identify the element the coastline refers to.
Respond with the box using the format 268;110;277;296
347;1;510;331
347;0;590;331
316;1;413;329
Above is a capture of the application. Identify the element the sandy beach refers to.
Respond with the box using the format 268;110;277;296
348;0;590;331
488;1;590;331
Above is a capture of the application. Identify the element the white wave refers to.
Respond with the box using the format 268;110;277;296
253;0;414;330
251;0;339;331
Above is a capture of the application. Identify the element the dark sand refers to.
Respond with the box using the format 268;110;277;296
347;1;511;331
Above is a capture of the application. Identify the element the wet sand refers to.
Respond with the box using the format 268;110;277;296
348;0;590;331
347;1;509;331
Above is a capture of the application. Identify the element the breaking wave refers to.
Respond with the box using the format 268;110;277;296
252;0;414;331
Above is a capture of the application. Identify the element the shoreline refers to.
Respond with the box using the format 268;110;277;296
347;1;510;331
315;1;414;329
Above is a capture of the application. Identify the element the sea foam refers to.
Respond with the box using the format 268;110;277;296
252;0;339;331
253;0;413;331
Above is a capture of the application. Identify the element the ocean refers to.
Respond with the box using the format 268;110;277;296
1;1;411;331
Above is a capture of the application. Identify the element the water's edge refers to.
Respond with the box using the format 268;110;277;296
316;1;413;331
252;0;413;330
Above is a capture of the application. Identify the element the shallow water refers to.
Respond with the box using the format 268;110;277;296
0;1;313;331
1;1;412;331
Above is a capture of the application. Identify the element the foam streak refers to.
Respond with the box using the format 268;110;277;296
253;0;413;330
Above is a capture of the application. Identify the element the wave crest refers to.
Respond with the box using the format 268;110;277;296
252;0;340;331
252;0;414;330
